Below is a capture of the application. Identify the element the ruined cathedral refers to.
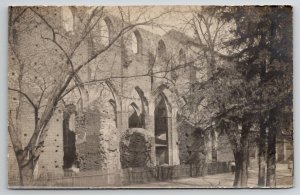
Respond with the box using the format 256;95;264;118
8;7;291;186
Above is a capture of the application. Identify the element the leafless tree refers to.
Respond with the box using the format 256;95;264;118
8;6;172;185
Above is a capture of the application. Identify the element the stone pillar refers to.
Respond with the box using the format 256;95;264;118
171;114;180;165
118;111;129;131
167;116;173;165
147;100;156;166
145;114;156;166
145;114;154;131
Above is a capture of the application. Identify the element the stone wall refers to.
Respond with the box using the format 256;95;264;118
120;128;153;168
74;83;120;171
37;107;64;178
75;110;120;171
76;111;103;171
8;6;211;183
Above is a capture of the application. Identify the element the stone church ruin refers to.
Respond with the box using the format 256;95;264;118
7;6;293;187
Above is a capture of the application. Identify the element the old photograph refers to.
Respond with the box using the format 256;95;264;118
7;5;293;188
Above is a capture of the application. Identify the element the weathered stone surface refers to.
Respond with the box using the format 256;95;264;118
120;128;153;168
7;7;235;182
75;85;121;171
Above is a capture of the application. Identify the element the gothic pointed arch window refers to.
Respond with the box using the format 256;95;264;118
132;30;142;54
154;93;171;165
157;40;166;60
179;48;186;64
128;103;144;128
99;17;113;46
61;7;74;33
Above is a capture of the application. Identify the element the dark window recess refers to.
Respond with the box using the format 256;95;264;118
128;103;145;128
128;110;145;128
62;105;77;170
154;94;170;165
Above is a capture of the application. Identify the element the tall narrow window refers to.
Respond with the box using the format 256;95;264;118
63;105;77;170
154;94;171;165
132;30;142;54
179;49;186;64
61;7;74;32
99;17;112;46
128;103;144;128
157;40;166;59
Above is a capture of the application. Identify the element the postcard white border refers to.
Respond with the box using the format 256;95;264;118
0;0;298;195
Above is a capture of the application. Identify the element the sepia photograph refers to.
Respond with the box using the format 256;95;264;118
7;5;293;189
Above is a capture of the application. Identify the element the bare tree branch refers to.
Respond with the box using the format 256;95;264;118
8;87;37;109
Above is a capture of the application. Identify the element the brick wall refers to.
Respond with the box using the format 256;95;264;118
37;107;64;178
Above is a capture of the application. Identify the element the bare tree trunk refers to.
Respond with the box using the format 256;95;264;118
18;161;34;186
9;125;35;186
258;117;267;186
233;151;241;186
266;107;278;187
233;122;250;187
266;14;278;188
13;149;35;186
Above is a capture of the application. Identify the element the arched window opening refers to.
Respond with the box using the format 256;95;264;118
157;40;166;59
63;104;77;171
132;30;142;54
154;94;171;165
109;99;117;127
134;86;149;114
179;49;186;64
99;17;112;46
128;103;144;128
61;7;74;32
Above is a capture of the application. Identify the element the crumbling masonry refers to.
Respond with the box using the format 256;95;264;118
9;7;293;185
